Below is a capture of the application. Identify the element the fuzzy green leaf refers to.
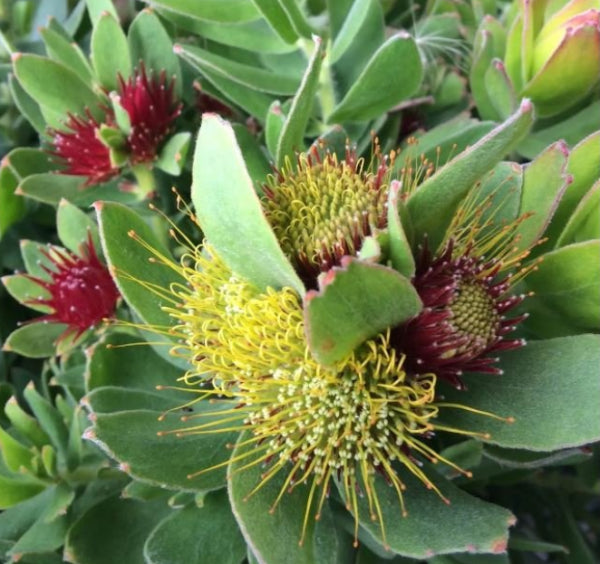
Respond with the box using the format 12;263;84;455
176;44;301;96
406;100;534;250
89;409;235;492
144;491;246;564
141;0;261;23
13;54;100;120
557;182;600;246
3;323;67;359
305;259;422;365
155;131;191;176
85;0;119;25
228;432;343;564
65;497;170;564
276;36;325;167
91;12;132;90
339;469;513;558
251;0;298;43
484;60;517;120
516;141;570;252
128;9;182;97
387;180;415;277
17;173;137;207
328;33;423;123
40;26;93;83
56;199;100;255
192;114;304;294
0;165;26;238
95;201;183;329
439;335;600;450
525;241;600;332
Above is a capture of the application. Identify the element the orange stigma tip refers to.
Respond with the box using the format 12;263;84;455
298;540;304;547
483;433;492;439
157;415;165;422
106;344;113;349
466;471;473;478
402;510;408;517
186;474;193;479
156;431;164;436
507;416;515;423
127;230;136;237
156;385;164;390
268;508;275;515
180;416;188;422
353;541;359;548
175;432;184;438
314;514;321;521
148;203;155;209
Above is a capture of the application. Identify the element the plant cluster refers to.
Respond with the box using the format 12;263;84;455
0;1;599;564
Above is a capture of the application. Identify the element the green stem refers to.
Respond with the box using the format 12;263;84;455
131;164;157;200
318;49;337;127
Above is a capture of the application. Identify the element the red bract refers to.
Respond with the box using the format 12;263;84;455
392;241;527;389
117;64;182;164
26;236;120;340
48;110;119;186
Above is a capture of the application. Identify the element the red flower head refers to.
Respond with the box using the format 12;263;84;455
391;240;528;389
48;109;120;186
117;63;182;164
26;235;120;340
49;63;181;185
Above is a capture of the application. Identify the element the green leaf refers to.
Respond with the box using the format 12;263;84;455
65;497;170;564
305;259;422;365
85;333;185;398
0;164;26;238
17;173;138;208
439;335;600;451
176;44;300;96
89;409;235;492
144;491;246;564
232;124;272;187
330;0;375;64
56;198;100;254
23;384;69;461
397;114;495;169
266;101;287;160
7;514;67;556
85;0;118;25
172;15;298;54
508;536;567;554
547;131;600;244
189;64;274;120
483;445;591;469
95;201;184;329
228;432;341;564
9;74;46;133
525;241;600;332
4;148;54;178
40;26;93;83
470;28;500;121
0;475;46;509
276;36;324;167
406;100;534;250
0;487;56;543
0;425;34;472
517;100;600;160
387;180;415;277
192;114;304;295
278;0;315;38
141;0;261;23
4;396;50;448
484;59;517;120
557;182;600;246
3;323;67;359
128;9;182;97
328;33;423;123
13;54;100;120
155;131;191;176
338;468;513;558
252;0;298;43
91;12;132;91
516;141;570;252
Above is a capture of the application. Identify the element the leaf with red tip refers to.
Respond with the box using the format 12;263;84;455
304;259;421;365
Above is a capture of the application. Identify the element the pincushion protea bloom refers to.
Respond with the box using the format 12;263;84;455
25;235;120;340
123;214;513;547
49;63;181;184
263;145;393;285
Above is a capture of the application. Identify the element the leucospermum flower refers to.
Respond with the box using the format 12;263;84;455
263;145;393;285
124;178;531;545
25;235;120;341
49;63;181;185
